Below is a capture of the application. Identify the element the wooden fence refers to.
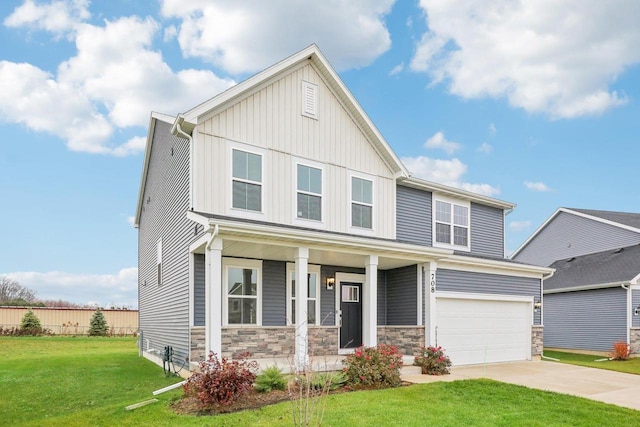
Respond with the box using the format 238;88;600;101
0;306;138;336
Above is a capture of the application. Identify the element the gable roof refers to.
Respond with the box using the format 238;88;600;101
545;243;640;292
171;44;409;178
511;207;640;259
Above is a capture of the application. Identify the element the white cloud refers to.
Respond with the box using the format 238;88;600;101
477;142;492;154
401;155;500;196
160;0;395;74
424;131;461;154
389;62;404;76
411;1;640;118
4;0;89;37
524;181;552;192
488;123;496;137
3;268;138;308
127;216;136;227
1;7;234;156
509;220;532;232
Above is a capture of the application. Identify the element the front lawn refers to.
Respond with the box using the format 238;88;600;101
544;350;640;375
1;337;639;426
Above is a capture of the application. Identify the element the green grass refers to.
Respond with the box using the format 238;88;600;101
544;350;640;375
1;337;639;426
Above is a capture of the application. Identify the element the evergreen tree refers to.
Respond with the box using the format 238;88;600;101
88;309;109;336
20;309;42;335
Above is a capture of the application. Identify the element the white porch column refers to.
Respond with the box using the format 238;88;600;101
205;237;223;357
363;255;378;347
294;247;309;370
424;261;437;347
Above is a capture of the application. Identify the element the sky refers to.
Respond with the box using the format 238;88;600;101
1;0;639;309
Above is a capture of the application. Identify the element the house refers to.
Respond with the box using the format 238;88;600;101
512;208;640;354
134;44;552;371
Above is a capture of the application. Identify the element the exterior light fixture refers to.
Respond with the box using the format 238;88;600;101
635;305;640;316
326;277;335;290
534;300;542;312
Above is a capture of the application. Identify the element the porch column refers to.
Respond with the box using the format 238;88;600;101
205;237;223;357
424;262;437;347
294;247;309;370
363;255;378;347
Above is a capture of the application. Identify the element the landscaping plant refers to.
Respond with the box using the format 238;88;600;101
88;309;109;336
414;346;452;375
19;309;45;335
183;351;258;406
254;365;287;393
343;344;403;388
610;341;631;360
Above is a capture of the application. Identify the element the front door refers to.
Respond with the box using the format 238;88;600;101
340;282;362;349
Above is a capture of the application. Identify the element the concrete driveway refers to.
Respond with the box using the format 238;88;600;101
402;359;640;411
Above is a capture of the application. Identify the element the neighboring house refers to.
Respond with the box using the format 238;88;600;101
134;44;552;370
512;208;640;354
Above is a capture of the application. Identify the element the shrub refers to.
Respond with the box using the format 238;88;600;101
610;341;631;360
184;351;258;406
254;366;287;393
414;346;452;375
20;309;43;335
88;309;108;336
342;344;403;388
307;371;346;391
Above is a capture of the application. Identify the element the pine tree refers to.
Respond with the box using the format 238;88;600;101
88;309;109;336
20;309;42;335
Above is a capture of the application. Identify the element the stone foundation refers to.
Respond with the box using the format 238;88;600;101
190;326;206;362
221;326;294;359
377;326;424;357
631;328;640;356
309;326;339;356
531;325;543;357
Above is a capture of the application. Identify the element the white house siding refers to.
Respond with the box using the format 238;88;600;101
192;62;396;238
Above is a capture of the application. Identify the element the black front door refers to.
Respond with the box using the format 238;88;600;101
340;282;362;349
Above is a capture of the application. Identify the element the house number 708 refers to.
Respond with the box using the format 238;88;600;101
430;273;436;293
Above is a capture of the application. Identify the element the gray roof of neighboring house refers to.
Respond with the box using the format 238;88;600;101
545;243;640;291
568;208;640;230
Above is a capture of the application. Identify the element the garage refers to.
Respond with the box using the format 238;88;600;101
435;293;532;365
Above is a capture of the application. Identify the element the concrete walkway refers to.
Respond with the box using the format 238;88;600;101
402;359;640;411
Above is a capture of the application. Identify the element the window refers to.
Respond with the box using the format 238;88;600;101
232;149;262;212
287;264;321;325
351;176;373;229
434;199;469;248
156;239;162;286
223;259;262;325
297;164;322;221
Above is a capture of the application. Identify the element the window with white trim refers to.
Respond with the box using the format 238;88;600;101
297;164;322;221
232;149;262;212
351;176;373;229
224;259;262;325
286;264;321;325
434;199;469;249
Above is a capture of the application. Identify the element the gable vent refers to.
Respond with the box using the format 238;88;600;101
302;81;318;119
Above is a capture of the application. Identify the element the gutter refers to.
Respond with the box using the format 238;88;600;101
205;224;220;250
172;115;195;211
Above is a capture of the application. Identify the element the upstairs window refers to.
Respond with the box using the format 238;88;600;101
435;199;469;249
232;149;262;212
297;164;322;221
351;176;373;229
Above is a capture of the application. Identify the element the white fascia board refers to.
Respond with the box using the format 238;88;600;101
400;179;515;210
510;207;564;259
631;272;640;285
439;255;554;279
544;281;630;294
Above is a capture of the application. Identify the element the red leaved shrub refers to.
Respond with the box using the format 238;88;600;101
610;341;631;360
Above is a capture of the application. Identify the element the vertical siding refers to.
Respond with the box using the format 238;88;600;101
386;265;418;325
320;265;365;325
437;269;541;325
396;185;432;246
193;254;205;326
138;120;193;362
470;202;504;258
633;289;640;328
514;211;640;266
262;260;286;326
544;288;627;351
377;270;387;326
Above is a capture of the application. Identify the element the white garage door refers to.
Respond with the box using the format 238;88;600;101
436;295;532;365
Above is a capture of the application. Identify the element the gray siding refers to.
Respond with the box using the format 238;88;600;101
386;265;418;325
544;287;628;351
470;202;504;258
514;211;640;266
633;289;640;328
396;185;432;246
262;260;286;326
320;265;365;326
437;269;542;325
378;270;387;326
193;254;205;326
138;120;193;362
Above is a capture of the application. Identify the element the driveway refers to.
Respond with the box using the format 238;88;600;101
402;359;640;411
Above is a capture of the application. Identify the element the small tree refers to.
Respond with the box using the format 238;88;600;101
88;309;108;336
20;309;43;335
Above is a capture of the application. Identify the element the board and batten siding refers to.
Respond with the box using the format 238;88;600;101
193;254;205;327
470;202;504;258
514;211;640;266
633;289;640;328
436;269;541;325
386;266;418;326
396;185;432;245
192;61;396;238
262;260;287;326
138;119;194;363
544;287;627;351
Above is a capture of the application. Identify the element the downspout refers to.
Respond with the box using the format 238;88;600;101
174;120;195;211
622;283;631;346
540;270;556;361
206;224;219;250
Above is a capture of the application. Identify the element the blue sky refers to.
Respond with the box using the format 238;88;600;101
1;0;639;308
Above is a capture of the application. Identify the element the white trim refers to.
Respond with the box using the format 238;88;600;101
292;157;326;229
221;258;263;326
301;80;318;119
188;252;195;327
544;281;630;294
436;291;533;304
189;233;210;253
432;194;470;252
438;258;552;279
348;170;376;236
416;265;423;326
627;285;632;343
285;263;321;326
227;140;267;220
631;273;640;286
